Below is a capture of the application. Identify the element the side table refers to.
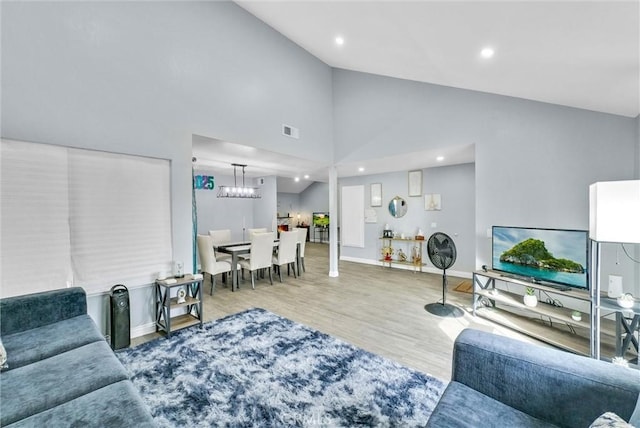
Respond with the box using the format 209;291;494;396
155;274;203;338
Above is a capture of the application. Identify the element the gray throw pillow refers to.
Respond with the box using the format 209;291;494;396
0;337;7;370
589;412;634;428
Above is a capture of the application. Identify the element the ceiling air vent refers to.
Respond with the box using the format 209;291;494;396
282;124;299;139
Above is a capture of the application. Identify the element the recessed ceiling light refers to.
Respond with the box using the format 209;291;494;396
304;174;309;179
335;36;345;46
294;177;300;182
436;156;445;162
480;47;494;59
358;167;365;172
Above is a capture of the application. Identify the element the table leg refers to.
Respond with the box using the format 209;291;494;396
232;252;238;292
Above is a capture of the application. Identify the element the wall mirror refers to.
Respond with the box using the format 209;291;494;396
388;196;407;218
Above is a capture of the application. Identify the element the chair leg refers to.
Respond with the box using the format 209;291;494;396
268;267;273;285
278;265;283;283
301;257;305;272
210;273;216;295
292;262;297;278
251;271;255;290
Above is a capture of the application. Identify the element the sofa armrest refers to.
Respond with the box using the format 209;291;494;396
452;329;640;428
0;287;88;336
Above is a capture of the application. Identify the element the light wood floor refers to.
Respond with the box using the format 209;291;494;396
136;242;564;380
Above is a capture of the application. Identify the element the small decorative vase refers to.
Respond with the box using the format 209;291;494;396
523;294;538;307
571;311;582;322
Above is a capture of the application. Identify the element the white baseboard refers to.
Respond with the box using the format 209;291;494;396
131;322;156;339
339;256;472;279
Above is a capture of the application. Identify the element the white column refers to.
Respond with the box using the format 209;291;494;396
329;166;339;277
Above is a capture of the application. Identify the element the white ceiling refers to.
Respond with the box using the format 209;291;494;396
238;0;639;118
192;135;475;192
196;1;639;193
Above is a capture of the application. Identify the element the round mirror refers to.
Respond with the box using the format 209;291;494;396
388;196;407;218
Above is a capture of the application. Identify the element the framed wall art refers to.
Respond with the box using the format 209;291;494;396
425;193;442;211
408;170;422;197
370;183;382;206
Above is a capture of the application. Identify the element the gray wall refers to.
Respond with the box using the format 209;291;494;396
339;163;475;275
332;69;639;294
277;193;301;219
299;182;331;242
1;1;333;334
195;170;278;242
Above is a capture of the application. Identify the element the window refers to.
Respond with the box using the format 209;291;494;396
1;139;172;297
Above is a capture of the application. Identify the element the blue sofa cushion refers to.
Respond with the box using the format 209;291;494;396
0;341;129;426
0;288;88;336
5;381;155;427
427;381;557;428
452;329;640;427
2;314;104;370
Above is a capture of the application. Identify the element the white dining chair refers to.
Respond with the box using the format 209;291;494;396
247;228;268;240
296;227;308;272
273;230;297;282
208;229;232;261
197;234;238;295
239;232;273;289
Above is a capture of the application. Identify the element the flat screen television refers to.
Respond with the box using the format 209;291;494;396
313;212;329;228
492;226;589;291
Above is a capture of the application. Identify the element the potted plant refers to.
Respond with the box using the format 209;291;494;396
523;287;538;307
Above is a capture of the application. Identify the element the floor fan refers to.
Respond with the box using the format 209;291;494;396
425;232;464;318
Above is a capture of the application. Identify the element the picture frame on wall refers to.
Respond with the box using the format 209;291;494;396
370;183;382;207
425;193;442;211
408;170;422;197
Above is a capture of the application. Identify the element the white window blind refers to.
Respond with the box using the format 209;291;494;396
1;141;73;297
1;139;172;297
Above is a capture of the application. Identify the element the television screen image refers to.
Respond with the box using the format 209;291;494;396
492;226;589;290
313;212;329;228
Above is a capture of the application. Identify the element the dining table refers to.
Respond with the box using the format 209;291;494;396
215;240;301;291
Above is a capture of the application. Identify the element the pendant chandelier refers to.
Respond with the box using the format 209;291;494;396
217;163;261;199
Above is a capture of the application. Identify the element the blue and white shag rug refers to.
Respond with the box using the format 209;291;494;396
117;308;446;427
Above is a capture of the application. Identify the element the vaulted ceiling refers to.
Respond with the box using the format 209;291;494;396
196;1;639;192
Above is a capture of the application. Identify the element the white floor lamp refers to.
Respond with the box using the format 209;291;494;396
589;180;640;359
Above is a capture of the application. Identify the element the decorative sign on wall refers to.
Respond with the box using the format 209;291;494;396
425;194;442;211
194;175;215;190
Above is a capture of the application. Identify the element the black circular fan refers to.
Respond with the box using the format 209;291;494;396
425;232;463;317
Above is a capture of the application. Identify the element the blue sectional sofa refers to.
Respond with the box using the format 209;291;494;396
427;328;640;428
0;287;154;427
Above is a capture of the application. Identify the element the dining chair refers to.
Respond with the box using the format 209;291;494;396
208;229;232;261
247;228;268;240
238;232;273;289
197;234;238;295
296;227;308;272
272;230;297;282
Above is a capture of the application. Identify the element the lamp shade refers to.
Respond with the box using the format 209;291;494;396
589;180;640;243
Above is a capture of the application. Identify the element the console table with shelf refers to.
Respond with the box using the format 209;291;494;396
599;296;640;362
472;269;596;356
472;269;639;361
379;237;426;272
155;275;203;338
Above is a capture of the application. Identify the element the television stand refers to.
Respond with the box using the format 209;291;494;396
473;269;596;356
